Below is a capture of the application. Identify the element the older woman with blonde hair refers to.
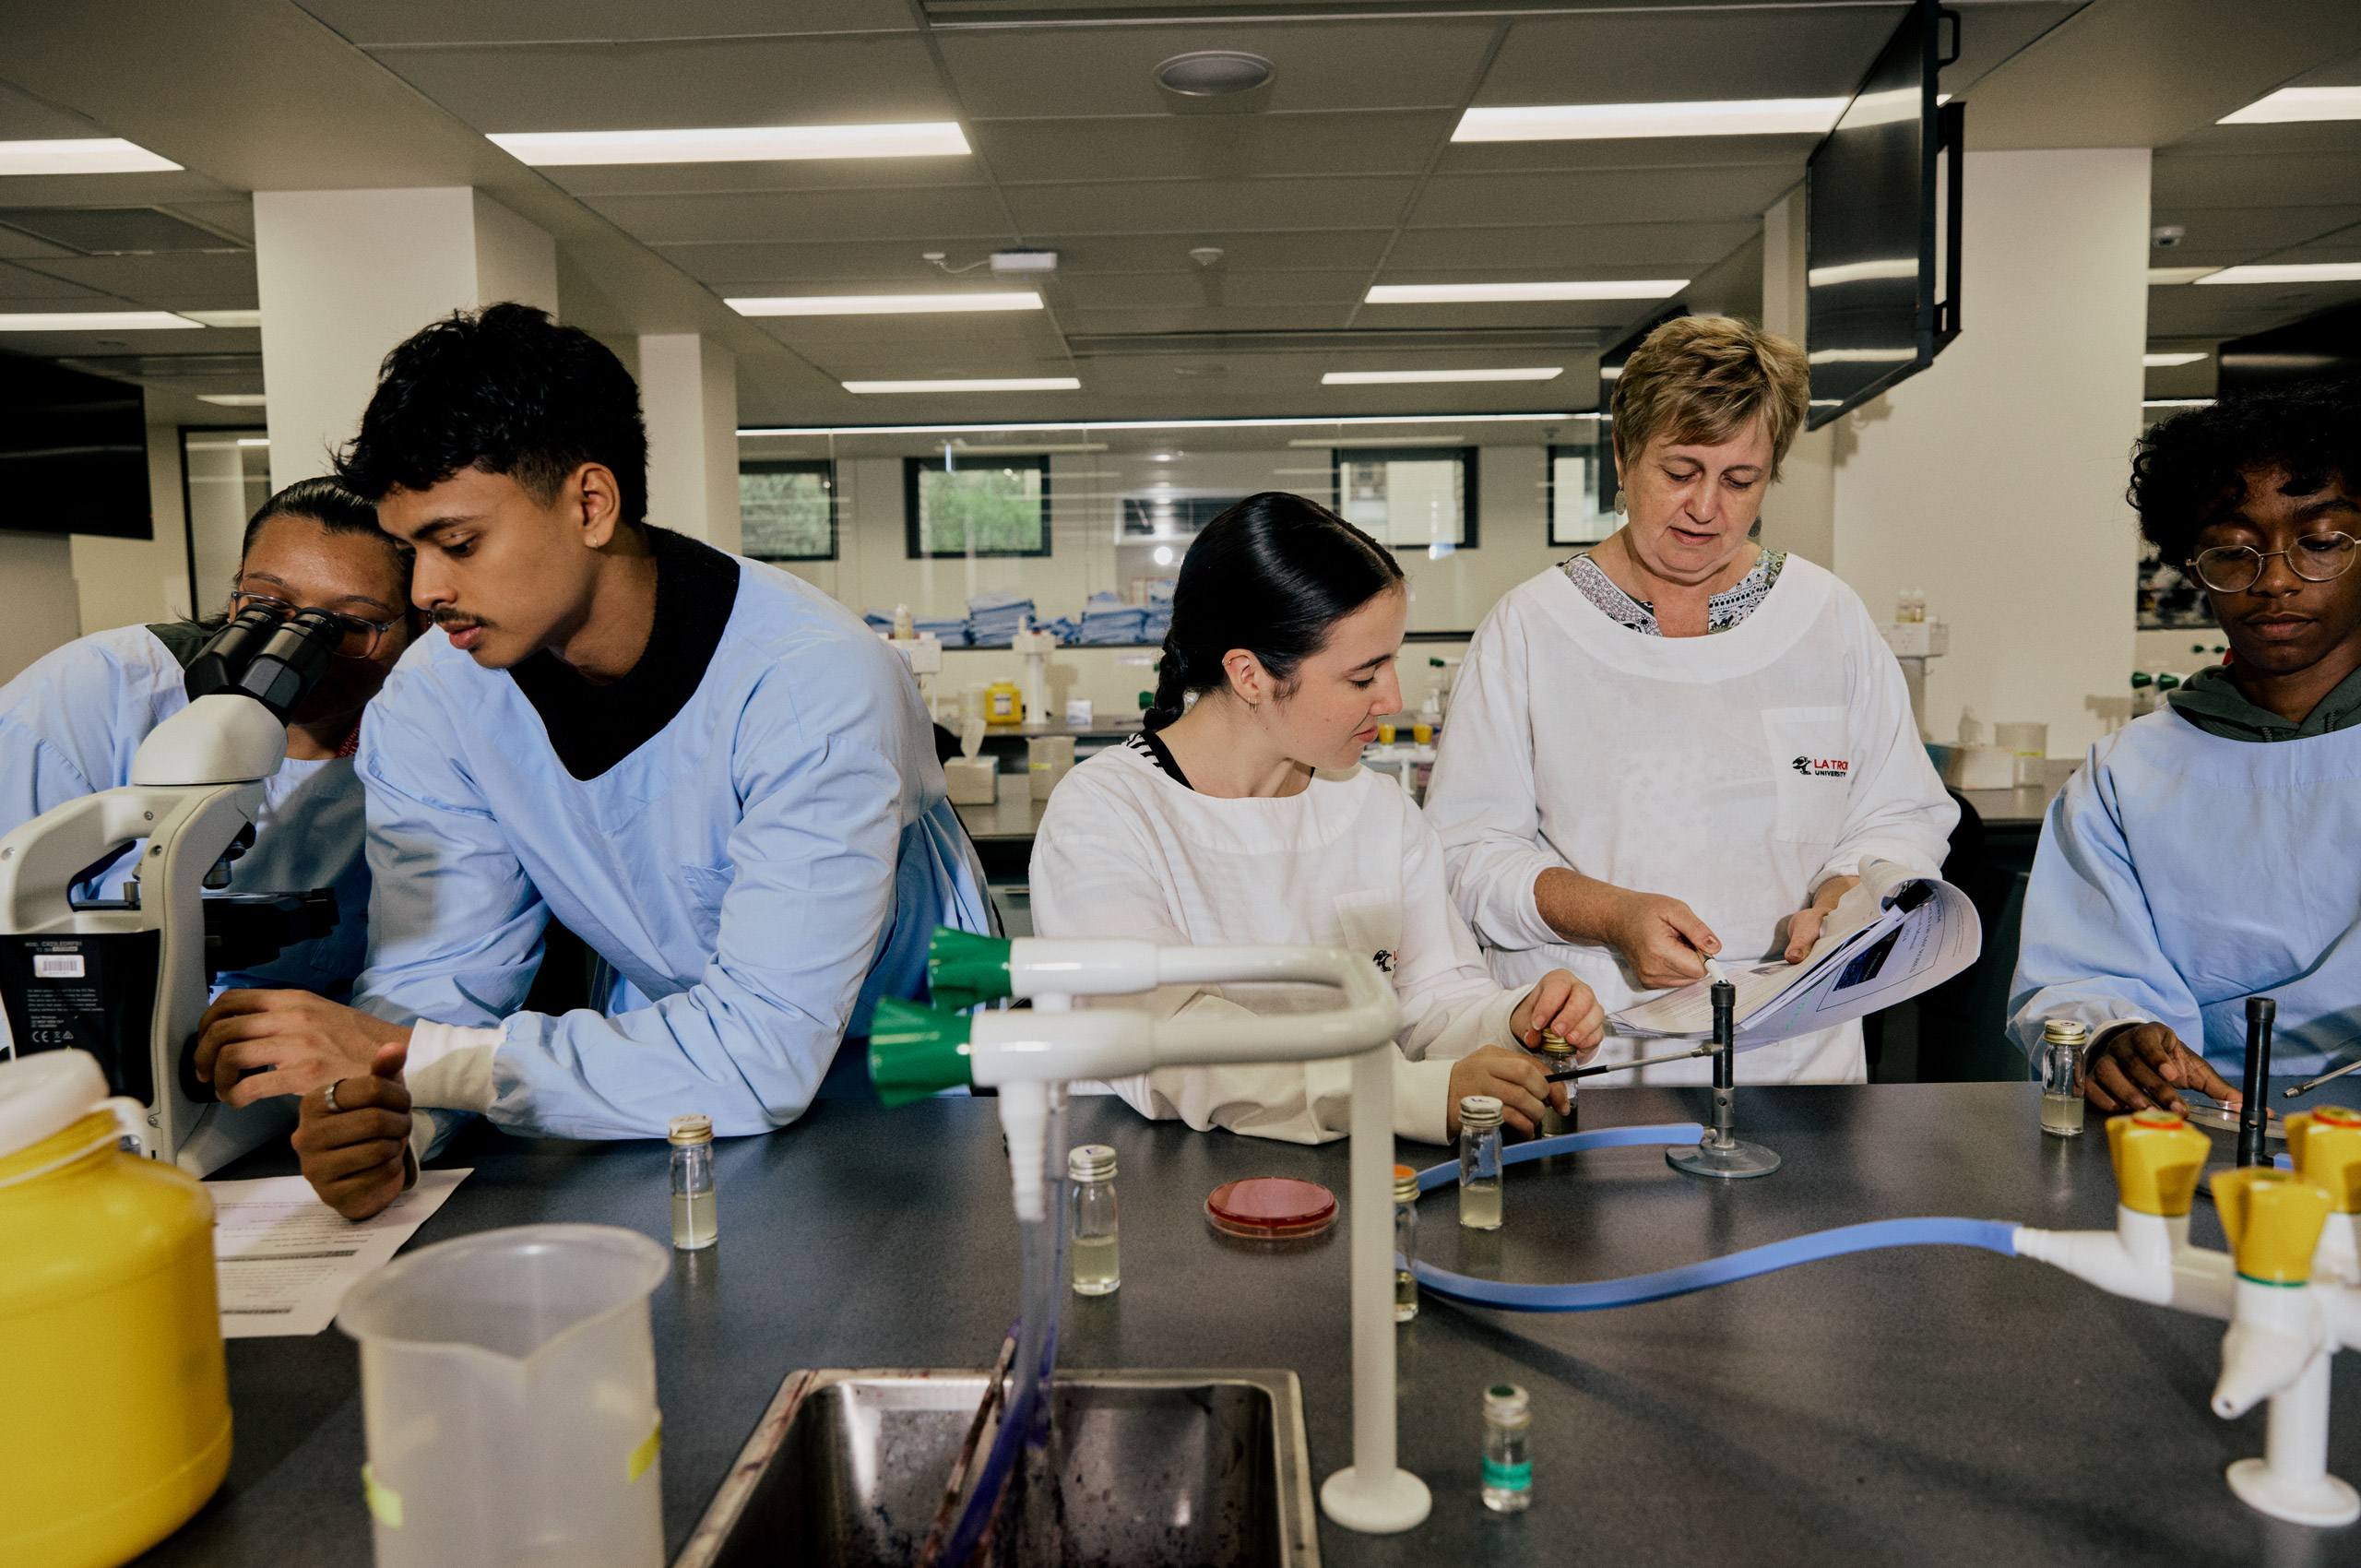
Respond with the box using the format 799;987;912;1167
1425;315;1955;1083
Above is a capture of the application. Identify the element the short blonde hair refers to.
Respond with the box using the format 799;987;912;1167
1609;315;1809;479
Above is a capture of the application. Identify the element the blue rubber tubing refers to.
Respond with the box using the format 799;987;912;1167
1408;1123;2020;1313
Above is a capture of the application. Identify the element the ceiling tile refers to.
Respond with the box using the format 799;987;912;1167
2147;281;2361;337
0;79;107;139
1056;304;1356;336
2147;205;2361;257
599;186;1014;244
2152;151;2361;209
298;1;914;45
10;251;257;300
0;206;243;254
1408;165;1797;230
0;259;102;298
1385;220;1757;271
1005;176;1416;235
1044;232;1393;274
540;159;991;197
970;112;1449;184
933;20;1498;119
1477;8;1899;106
365;35;956;133
1059;269;1367;310
1437;134;1818;177
2161;120;2361;159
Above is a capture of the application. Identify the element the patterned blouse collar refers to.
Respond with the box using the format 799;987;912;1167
1561;548;1786;637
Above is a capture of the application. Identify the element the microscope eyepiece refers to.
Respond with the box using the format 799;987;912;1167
183;604;342;720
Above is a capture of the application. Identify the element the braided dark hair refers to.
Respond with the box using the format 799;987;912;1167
2130;380;2361;565
1145;492;1405;732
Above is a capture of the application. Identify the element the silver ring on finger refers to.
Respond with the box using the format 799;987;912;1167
324;1078;343;1114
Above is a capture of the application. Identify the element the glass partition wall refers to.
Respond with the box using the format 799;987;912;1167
738;415;1612;647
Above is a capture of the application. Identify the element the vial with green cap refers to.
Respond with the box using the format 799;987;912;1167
1480;1383;1533;1512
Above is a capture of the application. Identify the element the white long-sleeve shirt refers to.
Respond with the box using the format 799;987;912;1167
1027;740;1532;1144
1426;555;1955;1083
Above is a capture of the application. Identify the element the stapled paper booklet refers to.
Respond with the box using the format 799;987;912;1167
1608;860;1981;1048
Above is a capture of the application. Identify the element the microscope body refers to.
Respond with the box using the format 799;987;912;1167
0;608;346;1174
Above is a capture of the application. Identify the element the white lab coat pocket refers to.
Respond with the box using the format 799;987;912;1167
1329;889;1406;990
1761;706;1852;845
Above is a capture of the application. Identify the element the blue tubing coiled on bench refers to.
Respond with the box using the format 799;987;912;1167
1407;1123;2021;1313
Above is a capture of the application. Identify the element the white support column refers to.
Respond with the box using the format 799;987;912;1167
1829;148;2150;758
253;188;557;489
1759;186;1836;572
638;333;741;552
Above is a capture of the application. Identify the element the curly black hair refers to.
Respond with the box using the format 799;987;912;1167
334;303;647;529
2129;379;2361;564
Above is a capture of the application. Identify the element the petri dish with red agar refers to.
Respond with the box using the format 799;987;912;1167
1205;1177;1337;1240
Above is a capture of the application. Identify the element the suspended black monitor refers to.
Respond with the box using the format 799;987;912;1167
1804;0;1964;430
0;350;151;538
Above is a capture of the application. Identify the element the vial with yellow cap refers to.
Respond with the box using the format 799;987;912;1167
670;1114;718;1250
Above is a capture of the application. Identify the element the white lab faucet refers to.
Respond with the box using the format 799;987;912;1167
871;931;1435;1535
2013;1106;2361;1526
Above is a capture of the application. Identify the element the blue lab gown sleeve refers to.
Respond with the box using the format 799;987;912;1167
2007;760;2202;1056
351;644;967;1140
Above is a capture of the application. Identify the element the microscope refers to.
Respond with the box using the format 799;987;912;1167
0;604;349;1174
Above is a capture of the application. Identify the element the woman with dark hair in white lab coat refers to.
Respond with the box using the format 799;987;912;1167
1027;492;1604;1146
1425;316;1956;1084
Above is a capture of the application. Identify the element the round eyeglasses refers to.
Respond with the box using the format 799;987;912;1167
227;591;401;659
2189;532;2360;595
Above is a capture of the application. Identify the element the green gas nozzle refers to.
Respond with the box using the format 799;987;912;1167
868;998;975;1107
928;926;1013;1013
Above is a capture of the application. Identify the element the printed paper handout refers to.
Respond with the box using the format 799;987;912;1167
1608;859;1981;1049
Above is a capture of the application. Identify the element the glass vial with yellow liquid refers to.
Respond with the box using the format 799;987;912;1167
1069;1144;1119;1295
1393;1163;1420;1323
1459;1096;1504;1230
2039;1020;2088;1137
1536;1032;1577;1137
670;1114;718;1249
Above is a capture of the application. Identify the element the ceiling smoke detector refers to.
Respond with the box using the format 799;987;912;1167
2153;225;2188;250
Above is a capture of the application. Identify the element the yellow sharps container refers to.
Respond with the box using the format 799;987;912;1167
0;1049;231;1567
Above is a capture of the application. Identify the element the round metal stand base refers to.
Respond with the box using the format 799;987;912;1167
1667;1137;1781;1180
1321;1466;1432;1534
2226;1459;2361;1527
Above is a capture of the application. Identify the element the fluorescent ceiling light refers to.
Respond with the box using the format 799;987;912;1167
843;377;1081;394
0;310;200;331
1455;98;1846;141
235;437;270;446
2143;351;2208;368
2149;267;2220;284
489;122;968;166
1322;367;1561;386
0;137;181;176
2196;263;2361;285
2144;398;2214;409
183;310;262;328
1808;258;1917;287
2218;87;2361;125
197;393;267;406
1807;347;1916;363
745;411;1585;436
728;292;1040;316
1366;280;1686;305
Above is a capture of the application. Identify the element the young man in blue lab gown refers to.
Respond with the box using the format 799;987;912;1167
2012;381;2361;1115
193;303;990;1216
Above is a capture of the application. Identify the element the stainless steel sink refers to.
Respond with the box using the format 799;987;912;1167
674;1369;1319;1568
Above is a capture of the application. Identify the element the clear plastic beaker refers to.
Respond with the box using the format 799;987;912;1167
337;1223;670;1568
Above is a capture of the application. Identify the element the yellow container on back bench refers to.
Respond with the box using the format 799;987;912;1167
0;1049;230;1568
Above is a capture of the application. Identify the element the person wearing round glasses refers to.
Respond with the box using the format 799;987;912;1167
0;477;421;1007
2013;380;2361;1113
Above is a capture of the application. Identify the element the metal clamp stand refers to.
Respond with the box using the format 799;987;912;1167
1667;980;1781;1180
2239;996;2275;1168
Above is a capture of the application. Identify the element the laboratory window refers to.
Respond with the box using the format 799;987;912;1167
1331;447;1477;552
739;458;837;562
905;454;1053;559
